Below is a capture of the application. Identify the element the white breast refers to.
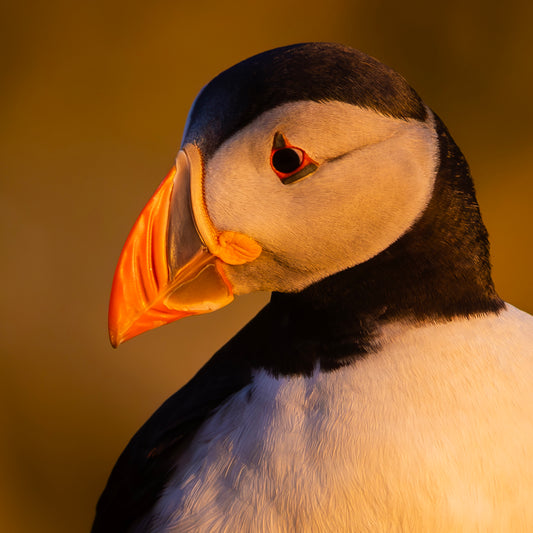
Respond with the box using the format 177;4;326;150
151;305;533;532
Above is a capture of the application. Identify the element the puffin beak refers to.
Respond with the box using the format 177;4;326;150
108;145;262;347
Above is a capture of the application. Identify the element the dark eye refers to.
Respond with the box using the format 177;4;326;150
272;147;304;174
270;132;319;185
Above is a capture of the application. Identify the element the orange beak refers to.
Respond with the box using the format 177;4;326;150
108;146;261;347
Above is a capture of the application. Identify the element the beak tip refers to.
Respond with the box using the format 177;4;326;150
108;328;122;349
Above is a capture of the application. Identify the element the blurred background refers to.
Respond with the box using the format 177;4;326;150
1;0;532;531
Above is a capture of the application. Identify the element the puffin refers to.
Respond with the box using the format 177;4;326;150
92;43;533;532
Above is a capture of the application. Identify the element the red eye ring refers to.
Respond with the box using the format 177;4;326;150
271;147;305;175
270;133;318;184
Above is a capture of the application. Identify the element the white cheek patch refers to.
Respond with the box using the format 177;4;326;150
203;101;438;293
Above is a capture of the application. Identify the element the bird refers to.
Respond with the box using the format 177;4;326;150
92;43;533;532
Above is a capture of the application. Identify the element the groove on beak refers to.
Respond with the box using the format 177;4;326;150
108;150;233;347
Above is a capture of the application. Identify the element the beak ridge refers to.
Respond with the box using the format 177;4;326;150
108;150;234;347
108;145;262;347
108;167;180;347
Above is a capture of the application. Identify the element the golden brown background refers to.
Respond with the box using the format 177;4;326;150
1;1;532;531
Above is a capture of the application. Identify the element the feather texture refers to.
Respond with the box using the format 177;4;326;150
153;305;533;532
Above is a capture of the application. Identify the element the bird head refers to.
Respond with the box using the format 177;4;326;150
108;43;490;347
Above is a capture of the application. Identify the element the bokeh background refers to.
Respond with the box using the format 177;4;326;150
1;1;532;531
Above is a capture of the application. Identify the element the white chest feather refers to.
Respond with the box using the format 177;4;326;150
151;306;533;532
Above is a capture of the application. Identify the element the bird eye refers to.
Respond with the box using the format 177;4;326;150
272;147;304;174
270;132;318;185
